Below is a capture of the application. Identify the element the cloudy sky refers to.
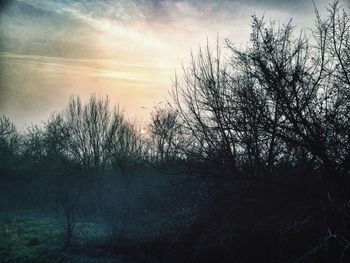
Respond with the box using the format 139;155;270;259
0;0;336;127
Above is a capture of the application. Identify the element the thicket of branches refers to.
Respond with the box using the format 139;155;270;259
170;1;350;183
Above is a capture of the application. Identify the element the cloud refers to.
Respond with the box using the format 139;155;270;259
0;0;340;127
0;51;170;82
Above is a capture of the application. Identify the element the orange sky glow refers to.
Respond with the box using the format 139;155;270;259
0;0;332;128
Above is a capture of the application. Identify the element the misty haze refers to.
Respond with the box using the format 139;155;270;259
1;0;350;262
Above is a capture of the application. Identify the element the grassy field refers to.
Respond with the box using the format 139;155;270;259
0;206;195;263
0;214;61;262
0;174;201;262
0;213;128;263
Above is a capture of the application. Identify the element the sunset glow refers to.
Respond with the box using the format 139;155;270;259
0;0;331;127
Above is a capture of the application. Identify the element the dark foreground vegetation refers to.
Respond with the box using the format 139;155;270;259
1;1;350;262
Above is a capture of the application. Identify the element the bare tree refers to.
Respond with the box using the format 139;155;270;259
0;115;19;154
171;43;239;176
226;1;350;195
0;116;20;211
166;5;350;261
148;106;184;164
55;95;132;208
110;122;145;174
39;114;82;248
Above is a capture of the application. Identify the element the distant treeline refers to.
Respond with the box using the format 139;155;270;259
1;1;350;262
